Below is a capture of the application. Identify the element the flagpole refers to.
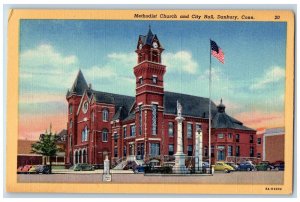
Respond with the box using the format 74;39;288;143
208;39;212;171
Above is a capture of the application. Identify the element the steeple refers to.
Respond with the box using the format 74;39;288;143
217;98;226;113
136;26;164;64
67;69;88;97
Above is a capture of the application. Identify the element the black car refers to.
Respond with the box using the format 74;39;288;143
273;161;284;171
36;165;51;174
237;162;256;171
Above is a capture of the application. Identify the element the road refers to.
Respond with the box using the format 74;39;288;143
18;171;284;184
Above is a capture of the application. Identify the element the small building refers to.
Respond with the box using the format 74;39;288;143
17;139;42;167
256;127;284;163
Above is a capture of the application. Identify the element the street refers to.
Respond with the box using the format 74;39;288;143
17;170;284;184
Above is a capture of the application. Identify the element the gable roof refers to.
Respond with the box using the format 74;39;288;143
66;70;88;97
92;91;135;121
164;91;217;118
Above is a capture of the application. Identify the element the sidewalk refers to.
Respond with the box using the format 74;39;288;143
52;169;134;174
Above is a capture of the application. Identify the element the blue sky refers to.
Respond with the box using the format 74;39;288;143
19;20;286;139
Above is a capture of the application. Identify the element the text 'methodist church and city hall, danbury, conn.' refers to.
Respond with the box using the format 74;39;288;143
65;27;256;167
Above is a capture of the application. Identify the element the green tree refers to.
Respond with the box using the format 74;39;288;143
31;124;59;173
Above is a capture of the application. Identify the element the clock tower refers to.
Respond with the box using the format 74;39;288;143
133;27;166;160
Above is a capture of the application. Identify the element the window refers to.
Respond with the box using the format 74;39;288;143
114;148;118;158
114;133;118;144
168;122;174;136
139;105;142;135
196;124;202;132
81;126;88;142
139;77;143;85
257;153;261;158
69;120;73;128
228;133;232;138
152;76;157;84
123;146;127;156
218;134;224;139
102;109;109;121
227;145;233;156
150;143;160;156
257;138;261;144
188;145;193;156
250;146;254;157
82;101;88;114
187;123;193;138
168;144;174;156
130;125;136;137
236;134;240;142
69;105;73;114
152;104;158;135
236;146;240;156
102;129;108;142
123;126;127;138
250;135;254;143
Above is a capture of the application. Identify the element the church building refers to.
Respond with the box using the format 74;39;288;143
65;27;256;167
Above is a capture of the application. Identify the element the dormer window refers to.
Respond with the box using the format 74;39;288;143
152;75;157;84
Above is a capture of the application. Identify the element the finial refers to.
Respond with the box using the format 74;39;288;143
50;123;52;133
149;24;151;30
220;98;223;104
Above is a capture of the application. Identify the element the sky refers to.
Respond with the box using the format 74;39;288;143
19;20;286;140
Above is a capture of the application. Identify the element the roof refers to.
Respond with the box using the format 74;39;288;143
139;27;163;48
164;91;217;118
212;101;255;131
265;127;285;135
18;139;37;155
66;70;88;97
57;129;67;142
92;90;135;121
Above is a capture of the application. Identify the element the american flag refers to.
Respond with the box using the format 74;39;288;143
210;40;224;64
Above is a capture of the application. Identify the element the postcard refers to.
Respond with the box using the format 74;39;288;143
6;9;294;194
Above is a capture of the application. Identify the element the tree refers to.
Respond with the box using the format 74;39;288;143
31;124;59;173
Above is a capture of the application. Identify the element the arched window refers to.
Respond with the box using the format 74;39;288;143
69;119;73;128
69;104;73;114
102;128;108;142
102;109;109;121
82;126;88;142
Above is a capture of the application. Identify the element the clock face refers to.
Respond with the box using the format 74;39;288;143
139;43;143;50
82;101;88;114
153;42;158;48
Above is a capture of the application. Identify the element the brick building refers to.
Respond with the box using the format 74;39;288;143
256;127;284;163
65;28;256;167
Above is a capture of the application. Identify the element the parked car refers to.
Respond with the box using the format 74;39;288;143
225;162;238;170
237;162;256;171
21;165;33;173
272;161;284;171
36;165;51;174
28;165;38;174
70;163;95;171
133;165;145;173
214;161;235;173
256;161;274;171
17;166;24;174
